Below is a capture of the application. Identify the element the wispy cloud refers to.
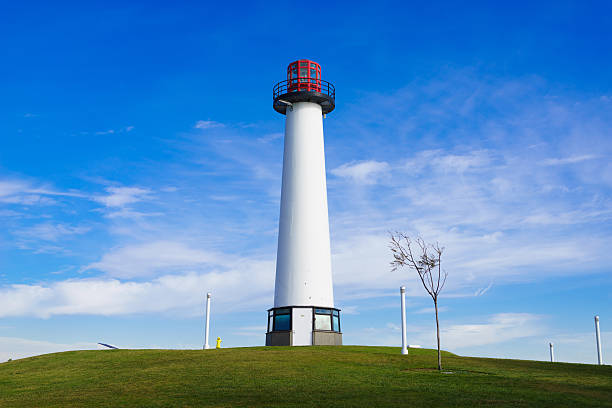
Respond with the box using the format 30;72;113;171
93;186;152;208
194;120;225;129
413;306;448;314
424;150;492;174
331;160;390;184
104;209;163;219
542;155;599;166
94;126;134;135
343;312;544;351
0;179;85;205
0;256;275;318
84;241;224;279
257;132;283;143
441;313;543;349
323;73;612;299
341;305;359;315
15;223;90;242
0;180;29;201
349;312;543;350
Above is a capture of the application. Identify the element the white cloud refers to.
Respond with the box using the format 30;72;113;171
330;230;606;302
93;126;134;135
405;150;493;174
0;257;274;318
330;160;390;184
104;209;163;219
341;305;359;315
343;313;544;352
441;313;543;349
209;195;239;201
15;223;90;242
413;306;448;314
84;241;223;279
0;209;23;217
542;155;598;166
93;186;151;208
0;336;96;361
0;180;55;205
332;234;416;299
194;120;225;129
3;231;585;320
0;180;28;198
0;179;86;205
430;150;492;173
257;132;283;143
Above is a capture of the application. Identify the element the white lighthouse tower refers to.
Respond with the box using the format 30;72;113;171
266;60;342;346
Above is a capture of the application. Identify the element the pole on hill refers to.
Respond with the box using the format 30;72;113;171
400;286;408;355
595;315;603;365
549;342;554;362
204;293;211;350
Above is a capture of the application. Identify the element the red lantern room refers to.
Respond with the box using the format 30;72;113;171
273;59;335;115
287;59;321;93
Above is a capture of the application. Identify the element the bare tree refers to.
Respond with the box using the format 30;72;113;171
390;233;447;370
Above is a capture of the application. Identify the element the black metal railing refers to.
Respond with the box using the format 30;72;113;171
273;79;335;101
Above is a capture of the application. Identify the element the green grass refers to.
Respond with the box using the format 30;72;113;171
0;346;610;407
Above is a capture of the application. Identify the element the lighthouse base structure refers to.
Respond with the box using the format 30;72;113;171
265;306;342;346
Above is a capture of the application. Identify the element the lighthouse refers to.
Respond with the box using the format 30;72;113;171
266;60;342;346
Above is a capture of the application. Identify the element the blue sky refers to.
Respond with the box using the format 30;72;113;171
1;1;611;363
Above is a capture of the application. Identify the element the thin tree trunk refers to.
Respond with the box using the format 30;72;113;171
435;299;441;370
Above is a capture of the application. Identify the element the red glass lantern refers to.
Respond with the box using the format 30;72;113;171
287;59;321;93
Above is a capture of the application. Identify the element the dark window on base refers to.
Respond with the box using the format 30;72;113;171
269;308;291;332
274;314;291;331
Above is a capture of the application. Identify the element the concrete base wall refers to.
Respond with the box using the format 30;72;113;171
266;331;342;346
313;331;342;346
266;331;292;346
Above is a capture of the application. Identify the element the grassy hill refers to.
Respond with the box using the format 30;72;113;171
0;346;610;407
